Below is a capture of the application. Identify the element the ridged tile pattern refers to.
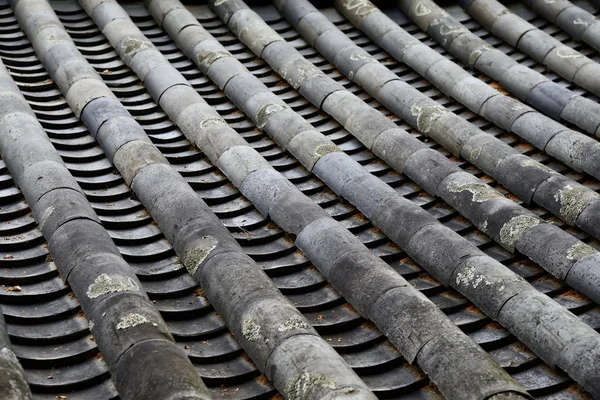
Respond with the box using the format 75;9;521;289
0;0;597;399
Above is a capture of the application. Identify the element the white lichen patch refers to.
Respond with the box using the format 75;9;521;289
480;219;488;232
281;60;322;89
348;52;376;80
439;26;467;36
199;117;227;129
468;44;494;67
446;180;502;203
499;215;540;250
313;144;341;164
349;52;375;63
0;347;19;365
235;23;282;56
566;242;598;261
86;274;139;299
455;264;488;289
242;317;261;341
277;316;310;332
286;373;337;400
343;0;377;17
469;144;482;161
196;50;231;70
573;18;590;27
414;2;431;17
256;102;288;129
401;41;420;58
41;206;55;225
120;37;154;58
554;185;592;225
116;313;151;330
183;236;218;276
411;104;448;133
171;262;184;271
521;159;558;175
454;260;524;291
88;320;94;331
437;25;468;45
556;48;583;59
254;32;283;51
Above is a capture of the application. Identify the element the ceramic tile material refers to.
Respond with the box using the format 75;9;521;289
0;0;598;399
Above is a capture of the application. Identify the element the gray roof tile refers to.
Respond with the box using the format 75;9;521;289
0;0;598;399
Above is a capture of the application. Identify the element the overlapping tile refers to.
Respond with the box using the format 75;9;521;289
0;0;598;399
463;0;600;97
155;0;600;396
274;0;600;305
82;0;531;398
13;0;378;398
0;6;211;396
523;0;600;52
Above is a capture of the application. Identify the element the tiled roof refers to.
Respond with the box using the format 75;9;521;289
0;0;598;399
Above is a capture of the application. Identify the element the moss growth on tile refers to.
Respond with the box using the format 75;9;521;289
566;242;597;261
521;159;558;175
411;104;447;133
312;144;341;166
286;372;336;400
199;117;227;129
281;60;322;89
277;316;310;332
256;102;287;129
120;37;153;58
86;274;139;299
446;180;502;203
0;348;19;366
242;317;261;341
341;0;378;18
196;50;231;71
116;313;150;330
183;236;218;276
499;215;540;250
414;2;433;17
554;184;592;224
468;44;494;66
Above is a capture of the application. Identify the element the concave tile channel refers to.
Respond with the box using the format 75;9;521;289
77;0;600;398
0;0;597;399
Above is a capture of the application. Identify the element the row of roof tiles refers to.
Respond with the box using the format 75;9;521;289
276;0;600;301
0;0;599;399
0;15;212;398
138;0;537;397
11;0;527;397
0;2;448;396
214;0;600;395
11;0;377;398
